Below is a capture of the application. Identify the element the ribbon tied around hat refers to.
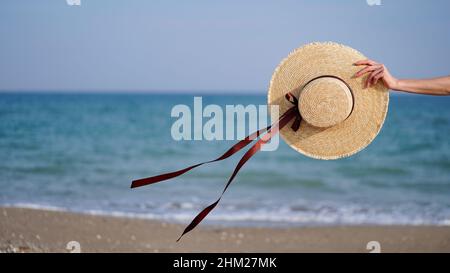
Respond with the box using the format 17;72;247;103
131;92;302;241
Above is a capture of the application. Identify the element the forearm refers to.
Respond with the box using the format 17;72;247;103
392;76;450;96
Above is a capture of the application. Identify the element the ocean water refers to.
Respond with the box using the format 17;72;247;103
1;93;450;227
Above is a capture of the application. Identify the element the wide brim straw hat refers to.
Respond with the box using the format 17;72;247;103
268;42;389;160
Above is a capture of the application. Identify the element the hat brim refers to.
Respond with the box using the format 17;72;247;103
268;42;389;160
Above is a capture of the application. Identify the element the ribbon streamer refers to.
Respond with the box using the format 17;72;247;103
131;92;302;241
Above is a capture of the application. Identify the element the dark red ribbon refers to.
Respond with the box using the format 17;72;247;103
131;92;302;241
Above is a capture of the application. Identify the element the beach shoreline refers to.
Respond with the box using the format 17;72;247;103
1;207;449;253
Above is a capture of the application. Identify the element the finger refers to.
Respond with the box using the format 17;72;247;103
354;64;381;78
354;59;374;66
369;68;384;85
366;68;383;88
353;59;377;66
371;69;384;86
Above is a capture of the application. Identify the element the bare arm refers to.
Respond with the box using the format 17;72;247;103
353;59;450;96
393;77;450;95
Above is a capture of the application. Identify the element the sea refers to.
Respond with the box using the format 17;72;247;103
1;92;450;227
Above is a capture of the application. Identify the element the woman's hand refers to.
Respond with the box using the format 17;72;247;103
353;59;450;95
353;59;399;89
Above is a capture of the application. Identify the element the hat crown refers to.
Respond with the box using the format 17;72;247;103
298;77;353;128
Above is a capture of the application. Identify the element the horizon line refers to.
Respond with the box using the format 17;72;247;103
0;89;266;95
0;89;412;97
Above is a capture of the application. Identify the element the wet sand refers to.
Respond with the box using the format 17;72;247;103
1;207;449;253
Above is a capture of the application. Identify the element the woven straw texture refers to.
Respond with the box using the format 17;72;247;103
268;42;389;160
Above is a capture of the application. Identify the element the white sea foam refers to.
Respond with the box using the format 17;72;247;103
2;203;68;212
4;201;450;227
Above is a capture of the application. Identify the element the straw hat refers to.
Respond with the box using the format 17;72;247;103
268;42;389;160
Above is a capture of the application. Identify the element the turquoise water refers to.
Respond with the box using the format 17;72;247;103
1;93;450;226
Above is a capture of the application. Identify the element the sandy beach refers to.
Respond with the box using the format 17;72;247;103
0;207;449;253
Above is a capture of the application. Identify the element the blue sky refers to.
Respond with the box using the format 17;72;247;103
0;0;449;93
